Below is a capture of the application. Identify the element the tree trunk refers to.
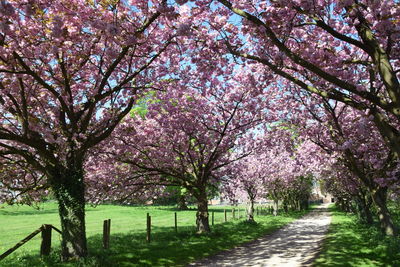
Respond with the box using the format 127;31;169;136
283;200;288;213
337;197;344;211
372;188;398;236
273;199;279;216
246;199;255;222
51;165;87;260
365;194;374;223
356;194;374;225
195;191;210;233
300;199;309;211
337;197;351;212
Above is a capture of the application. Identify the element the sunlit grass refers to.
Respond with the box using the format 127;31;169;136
0;201;310;266
313;205;400;267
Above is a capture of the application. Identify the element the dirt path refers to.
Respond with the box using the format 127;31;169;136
188;203;331;267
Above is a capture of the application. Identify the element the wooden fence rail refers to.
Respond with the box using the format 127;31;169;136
0;224;62;261
0;226;42;261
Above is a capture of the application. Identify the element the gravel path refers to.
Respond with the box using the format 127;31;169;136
188;203;331;267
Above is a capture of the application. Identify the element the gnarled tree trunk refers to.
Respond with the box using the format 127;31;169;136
50;163;87;260
372;187;398;236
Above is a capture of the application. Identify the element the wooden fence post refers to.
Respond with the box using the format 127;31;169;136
224;209;227;222
146;213;151;243
212;211;214;226
256;206;259;216
40;224;52;256
232;208;235;219
238;208;240;218
174;212;177;233
103;219;111;249
108;219;111;242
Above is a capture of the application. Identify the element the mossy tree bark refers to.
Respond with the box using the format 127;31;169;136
50;162;87;260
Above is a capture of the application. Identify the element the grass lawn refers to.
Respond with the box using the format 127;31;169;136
0;201;310;266
313;205;400;267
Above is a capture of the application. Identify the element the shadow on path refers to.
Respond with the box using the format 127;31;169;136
188;203;332;267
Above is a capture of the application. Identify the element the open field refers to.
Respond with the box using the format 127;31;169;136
0;201;310;266
313;205;400;267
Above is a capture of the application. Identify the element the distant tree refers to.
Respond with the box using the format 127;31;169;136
223;154;268;222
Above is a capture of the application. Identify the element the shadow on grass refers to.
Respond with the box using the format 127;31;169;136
313;206;400;267
86;219;288;266
0;208;59;216
0;212;305;267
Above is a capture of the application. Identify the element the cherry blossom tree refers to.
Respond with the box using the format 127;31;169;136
262;139;315;215
285;85;399;235
177;0;400;232
223;154;269;222
88;71;267;233
223;124;319;218
0;0;182;258
187;0;399;235
322;162;374;223
189;0;400;174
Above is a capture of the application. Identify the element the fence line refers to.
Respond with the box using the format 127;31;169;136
1;205;274;255
0;224;62;261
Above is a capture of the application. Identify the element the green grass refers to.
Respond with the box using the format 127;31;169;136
313;205;400;267
0;202;310;266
